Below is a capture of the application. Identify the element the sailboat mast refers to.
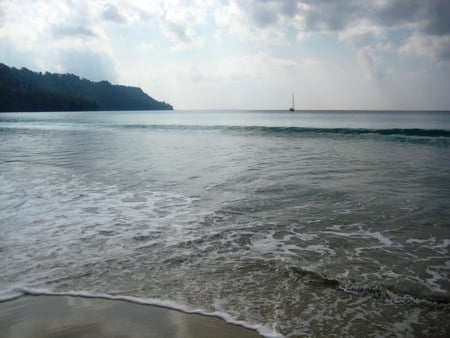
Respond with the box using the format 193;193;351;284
289;93;295;111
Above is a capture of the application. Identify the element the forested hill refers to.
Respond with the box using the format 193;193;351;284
0;63;173;112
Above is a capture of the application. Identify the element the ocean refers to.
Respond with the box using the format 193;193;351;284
0;110;449;337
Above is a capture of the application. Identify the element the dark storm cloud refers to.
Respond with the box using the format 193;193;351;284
372;0;421;27
367;0;450;36
243;0;449;37
437;44;450;60
301;1;359;32
102;4;126;23
280;0;298;18
422;0;450;36
237;0;449;64
295;0;422;32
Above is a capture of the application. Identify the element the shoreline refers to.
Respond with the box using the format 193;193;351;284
0;294;263;338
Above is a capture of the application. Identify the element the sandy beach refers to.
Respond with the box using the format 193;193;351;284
0;295;262;338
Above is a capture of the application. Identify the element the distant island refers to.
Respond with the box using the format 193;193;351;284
0;63;173;112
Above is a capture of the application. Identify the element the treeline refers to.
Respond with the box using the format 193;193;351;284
0;63;173;112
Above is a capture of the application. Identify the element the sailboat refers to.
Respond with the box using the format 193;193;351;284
289;93;295;111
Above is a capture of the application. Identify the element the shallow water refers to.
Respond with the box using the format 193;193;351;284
1;110;449;337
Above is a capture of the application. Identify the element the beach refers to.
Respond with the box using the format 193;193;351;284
0;295;262;338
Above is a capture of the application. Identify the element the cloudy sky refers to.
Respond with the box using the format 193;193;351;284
0;0;449;110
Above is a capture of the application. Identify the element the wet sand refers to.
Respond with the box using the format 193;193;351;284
0;295;262;338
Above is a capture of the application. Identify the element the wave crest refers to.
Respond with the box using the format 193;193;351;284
120;124;450;138
288;266;450;309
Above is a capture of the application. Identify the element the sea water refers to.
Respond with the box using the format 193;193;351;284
0;110;449;337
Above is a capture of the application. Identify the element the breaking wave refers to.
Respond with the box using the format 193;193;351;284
288;266;450;309
118;124;450;139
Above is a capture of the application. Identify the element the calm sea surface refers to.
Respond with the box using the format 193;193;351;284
1;110;449;337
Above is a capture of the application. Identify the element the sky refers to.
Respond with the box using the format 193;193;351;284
0;0;449;110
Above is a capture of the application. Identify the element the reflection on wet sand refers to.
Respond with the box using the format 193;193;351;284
0;295;261;338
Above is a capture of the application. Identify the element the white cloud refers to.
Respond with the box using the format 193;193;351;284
157;0;213;49
401;34;450;66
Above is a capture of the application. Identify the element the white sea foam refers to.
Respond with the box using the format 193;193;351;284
392;309;421;337
424;265;449;294
371;231;394;246
406;237;450;255
303;244;336;256
322;228;394;247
